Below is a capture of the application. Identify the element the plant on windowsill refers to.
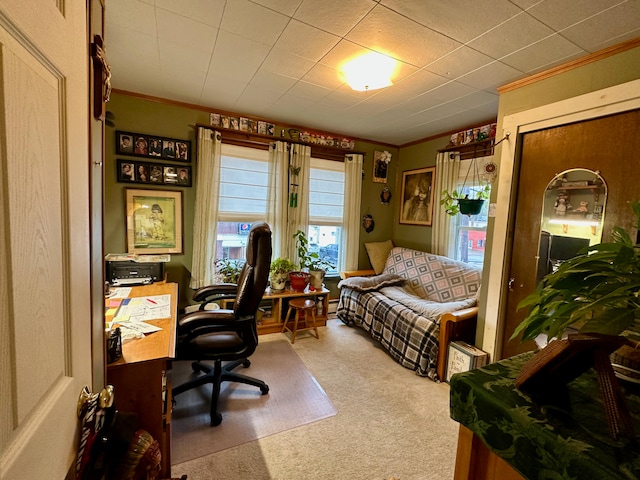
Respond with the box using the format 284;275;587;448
441;183;491;216
293;229;335;289
269;257;297;292
214;258;244;284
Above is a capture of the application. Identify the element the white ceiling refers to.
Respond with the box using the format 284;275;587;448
105;0;640;145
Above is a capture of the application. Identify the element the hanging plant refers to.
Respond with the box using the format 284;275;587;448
441;184;490;216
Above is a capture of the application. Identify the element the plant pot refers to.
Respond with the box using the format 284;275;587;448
308;269;325;289
458;198;485;216
289;271;310;292
269;272;288;292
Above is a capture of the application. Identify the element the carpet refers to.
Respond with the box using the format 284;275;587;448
169;339;338;465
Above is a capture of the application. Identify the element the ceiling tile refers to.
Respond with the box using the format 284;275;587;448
294;0;375;36
425;47;495;80
208;30;271;82
346;4;461;67
250;70;299;93
154;0;226;27
201;77;247;109
319;39;371;69
526;0;627;31
106;0;156;36
559;2;640;51
250;0;304;17
259;49;316;79
381;0;524;43
221;0;291;45
301;63;345;90
499;34;584;73
273;19;340;61
468;12;556;60
456;61;523;91
155;9;217;52
286;81;333;101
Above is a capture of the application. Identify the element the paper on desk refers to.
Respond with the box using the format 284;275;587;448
110;287;132;299
113;294;171;322
119;322;162;336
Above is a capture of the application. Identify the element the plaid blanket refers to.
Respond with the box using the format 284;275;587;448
337;248;481;380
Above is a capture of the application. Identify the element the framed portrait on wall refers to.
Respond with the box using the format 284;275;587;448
399;167;436;226
125;188;183;254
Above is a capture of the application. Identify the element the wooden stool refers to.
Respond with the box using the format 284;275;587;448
281;298;319;343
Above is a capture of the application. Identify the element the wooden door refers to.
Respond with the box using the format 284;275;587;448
502;110;640;359
0;1;99;478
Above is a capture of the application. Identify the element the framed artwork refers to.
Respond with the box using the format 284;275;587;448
116;130;191;162
373;150;392;183
117;159;191;187
399;167;436;226
125;188;183;254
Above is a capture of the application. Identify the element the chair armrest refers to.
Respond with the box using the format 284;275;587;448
193;283;238;302
339;269;376;279
437;307;479;382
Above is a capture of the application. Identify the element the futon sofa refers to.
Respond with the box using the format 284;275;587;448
337;246;482;381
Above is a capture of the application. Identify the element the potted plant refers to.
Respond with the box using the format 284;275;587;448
441;183;491;216
214;258;244;284
293;230;335;289
269;257;297;292
513;201;640;378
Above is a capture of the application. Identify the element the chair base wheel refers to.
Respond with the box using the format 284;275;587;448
211;413;222;426
260;385;269;395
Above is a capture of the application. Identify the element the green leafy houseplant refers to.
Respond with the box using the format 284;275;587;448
292;230;335;272
441;183;491;216
513;201;640;343
215;258;244;284
269;257;297;291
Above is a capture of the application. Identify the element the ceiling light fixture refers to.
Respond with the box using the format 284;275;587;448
341;52;396;92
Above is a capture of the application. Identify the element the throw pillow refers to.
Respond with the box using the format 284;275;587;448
365;240;394;274
338;273;405;292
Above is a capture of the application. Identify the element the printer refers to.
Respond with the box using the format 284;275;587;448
105;254;167;286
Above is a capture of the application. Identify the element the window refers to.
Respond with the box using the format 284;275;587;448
307;158;345;275
216;144;269;261
453;158;491;268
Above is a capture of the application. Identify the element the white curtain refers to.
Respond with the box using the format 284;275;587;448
190;127;222;289
266;141;289;260
432;151;460;257
287;143;311;265
342;153;364;270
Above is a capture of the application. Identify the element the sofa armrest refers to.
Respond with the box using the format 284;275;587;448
437;307;479;381
339;269;376;279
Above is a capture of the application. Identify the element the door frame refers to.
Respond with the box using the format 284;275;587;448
480;79;640;361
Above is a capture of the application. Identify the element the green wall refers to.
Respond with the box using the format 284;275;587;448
104;93;398;306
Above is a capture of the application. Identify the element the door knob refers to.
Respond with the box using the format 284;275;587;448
508;277;515;291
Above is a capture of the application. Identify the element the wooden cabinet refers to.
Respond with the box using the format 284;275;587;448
106;282;177;478
257;287;330;334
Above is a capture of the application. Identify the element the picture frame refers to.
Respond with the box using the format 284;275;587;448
399;166;436;226
117;159;191;187
116;130;191;162
373;150;391;183
125;188;183;254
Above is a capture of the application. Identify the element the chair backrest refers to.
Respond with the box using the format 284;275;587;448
234;222;272;317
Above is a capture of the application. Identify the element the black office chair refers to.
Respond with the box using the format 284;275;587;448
173;222;272;426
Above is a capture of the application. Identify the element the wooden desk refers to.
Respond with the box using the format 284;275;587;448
258;286;330;334
106;282;177;478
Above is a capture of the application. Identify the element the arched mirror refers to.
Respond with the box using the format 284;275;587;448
536;168;607;283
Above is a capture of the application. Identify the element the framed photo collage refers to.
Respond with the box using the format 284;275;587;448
116;130;192;187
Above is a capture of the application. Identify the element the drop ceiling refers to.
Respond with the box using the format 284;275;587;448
105;0;640;145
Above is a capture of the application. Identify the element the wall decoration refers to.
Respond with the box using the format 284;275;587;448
399;167;436;226
125;188;183;254
117;159;191;187
116;130;191;162
373;150;392;183
380;186;392;205
362;214;375;233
